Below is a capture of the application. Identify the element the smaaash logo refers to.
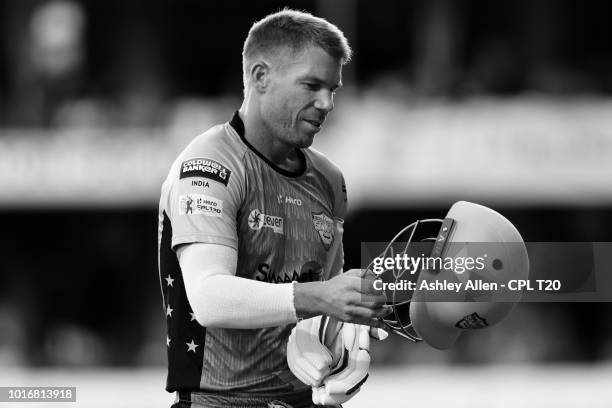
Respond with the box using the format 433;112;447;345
255;261;323;283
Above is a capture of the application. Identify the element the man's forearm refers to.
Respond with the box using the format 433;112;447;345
292;281;327;319
179;243;300;329
188;274;298;328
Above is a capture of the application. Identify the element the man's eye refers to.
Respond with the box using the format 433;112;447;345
304;83;319;91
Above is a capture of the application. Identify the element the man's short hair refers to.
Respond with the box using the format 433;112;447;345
242;9;352;88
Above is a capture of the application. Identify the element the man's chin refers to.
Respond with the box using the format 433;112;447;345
296;133;316;148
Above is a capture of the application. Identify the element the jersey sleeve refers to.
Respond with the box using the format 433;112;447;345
166;142;244;251
335;174;348;220
330;171;348;277
309;148;347;220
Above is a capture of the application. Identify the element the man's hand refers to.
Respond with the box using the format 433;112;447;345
288;316;384;407
312;322;371;406
286;316;333;387
294;269;390;328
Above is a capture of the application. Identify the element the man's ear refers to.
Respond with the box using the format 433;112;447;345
250;61;270;93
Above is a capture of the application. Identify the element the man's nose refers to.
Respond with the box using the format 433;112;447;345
314;91;334;113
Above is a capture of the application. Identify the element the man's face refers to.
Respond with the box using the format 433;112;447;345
260;46;343;148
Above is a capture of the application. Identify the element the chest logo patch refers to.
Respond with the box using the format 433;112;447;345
312;212;334;250
248;209;284;234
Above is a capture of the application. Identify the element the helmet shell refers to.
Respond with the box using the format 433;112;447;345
410;201;530;349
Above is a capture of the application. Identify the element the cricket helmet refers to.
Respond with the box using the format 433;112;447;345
373;201;529;349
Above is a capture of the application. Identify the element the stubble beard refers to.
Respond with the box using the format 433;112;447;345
262;108;316;149
272;115;311;148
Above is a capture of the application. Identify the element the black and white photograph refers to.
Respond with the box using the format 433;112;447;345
1;1;611;407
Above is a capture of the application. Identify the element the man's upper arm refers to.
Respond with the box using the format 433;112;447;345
166;144;244;251
177;242;238;284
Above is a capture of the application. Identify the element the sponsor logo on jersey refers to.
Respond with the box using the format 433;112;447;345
277;194;303;206
455;312;488;329
312;211;334;250
179;194;223;217
255;261;323;283
180;158;231;186
191;179;210;188
248;209;283;234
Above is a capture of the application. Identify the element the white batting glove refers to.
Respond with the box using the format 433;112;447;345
287;316;334;386
312;322;371;406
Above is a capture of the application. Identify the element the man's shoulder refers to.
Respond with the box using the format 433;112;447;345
180;122;246;161
164;121;247;186
305;147;347;216
305;146;344;179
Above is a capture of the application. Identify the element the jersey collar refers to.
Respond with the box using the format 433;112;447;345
229;111;307;178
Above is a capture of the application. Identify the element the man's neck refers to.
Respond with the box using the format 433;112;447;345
238;106;302;173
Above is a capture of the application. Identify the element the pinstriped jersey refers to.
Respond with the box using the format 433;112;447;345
158;111;347;394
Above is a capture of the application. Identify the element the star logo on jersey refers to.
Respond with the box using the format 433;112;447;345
186;339;199;353
312;212;334;250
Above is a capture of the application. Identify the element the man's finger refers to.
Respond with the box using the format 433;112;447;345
350;301;392;319
344;268;367;277
357;293;389;306
358;277;387;296
381;304;393;315
344;307;390;328
349;317;387;330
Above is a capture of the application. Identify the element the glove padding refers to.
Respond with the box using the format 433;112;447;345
287;316;334;386
312;322;371;406
287;316;387;406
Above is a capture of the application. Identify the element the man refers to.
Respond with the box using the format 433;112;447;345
158;9;388;408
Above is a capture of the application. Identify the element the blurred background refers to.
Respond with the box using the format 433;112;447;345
1;0;612;406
